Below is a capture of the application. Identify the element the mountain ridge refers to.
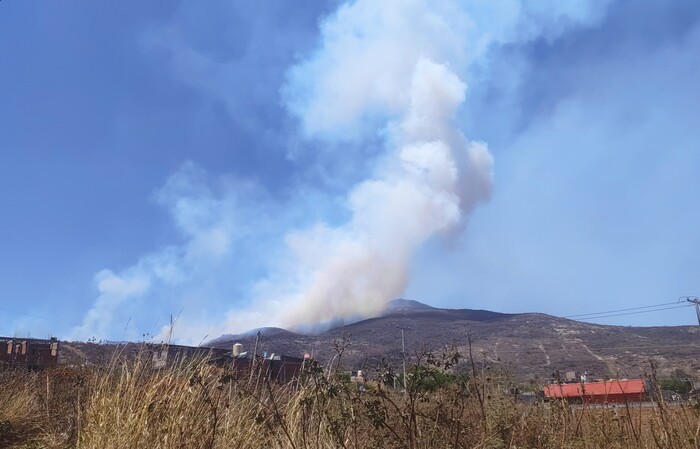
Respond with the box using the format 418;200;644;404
207;300;700;383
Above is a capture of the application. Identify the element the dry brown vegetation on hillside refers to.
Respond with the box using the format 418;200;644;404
207;303;700;383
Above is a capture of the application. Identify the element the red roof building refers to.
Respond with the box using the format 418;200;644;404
543;379;646;404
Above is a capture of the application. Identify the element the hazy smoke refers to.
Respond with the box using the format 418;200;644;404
73;0;613;342
263;0;494;329
277;61;491;327
220;0;611;334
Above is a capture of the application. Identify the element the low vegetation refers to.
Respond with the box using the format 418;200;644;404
1;343;700;449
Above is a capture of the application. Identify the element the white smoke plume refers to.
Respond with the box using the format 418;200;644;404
74;0;494;341
234;0;611;332
72;0;613;342
245;0;495;330
266;60;492;328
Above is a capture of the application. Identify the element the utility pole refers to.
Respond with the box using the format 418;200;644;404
682;296;700;325
682;296;700;393
397;325;411;393
249;330;260;383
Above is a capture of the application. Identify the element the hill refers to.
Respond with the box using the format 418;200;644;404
209;299;700;383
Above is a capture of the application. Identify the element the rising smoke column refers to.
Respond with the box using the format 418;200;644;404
268;0;494;328
75;0;495;341
282;61;492;326
68;0;625;342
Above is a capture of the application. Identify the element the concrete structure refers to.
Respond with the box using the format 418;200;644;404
147;343;229;369
219;353;304;383
0;337;59;369
209;344;304;383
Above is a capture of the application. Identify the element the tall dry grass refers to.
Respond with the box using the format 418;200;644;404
0;368;42;448
1;345;700;448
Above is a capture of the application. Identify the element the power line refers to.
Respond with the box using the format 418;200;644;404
0;305;78;327
481;342;700;355
588;343;700;351
683;296;700;325
571;304;693;321
564;301;684;319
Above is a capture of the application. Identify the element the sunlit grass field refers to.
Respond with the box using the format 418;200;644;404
1;346;699;449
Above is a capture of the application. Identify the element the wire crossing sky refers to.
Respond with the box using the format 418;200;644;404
0;0;699;343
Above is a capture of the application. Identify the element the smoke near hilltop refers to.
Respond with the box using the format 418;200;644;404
71;0;618;343
271;57;493;328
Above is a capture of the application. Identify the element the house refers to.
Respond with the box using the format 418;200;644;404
0;337;59;369
146;343;229;369
220;353;305;383
543;379;646;404
209;344;305;383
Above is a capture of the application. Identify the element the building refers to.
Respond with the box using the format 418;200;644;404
147;343;229;369
209;344;305;383
222;353;305;383
0;337;59;369
543;379;646;404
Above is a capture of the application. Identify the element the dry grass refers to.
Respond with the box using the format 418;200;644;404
1;347;700;449
0;368;43;448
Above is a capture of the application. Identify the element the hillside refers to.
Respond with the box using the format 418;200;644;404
209;299;700;383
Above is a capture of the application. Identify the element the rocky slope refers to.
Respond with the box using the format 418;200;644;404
209;299;700;383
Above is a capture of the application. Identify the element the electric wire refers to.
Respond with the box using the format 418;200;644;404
565;301;683;318
479;342;700;355
571;304;693;321
0;305;78;327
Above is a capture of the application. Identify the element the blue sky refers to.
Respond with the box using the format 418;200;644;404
1;0;698;342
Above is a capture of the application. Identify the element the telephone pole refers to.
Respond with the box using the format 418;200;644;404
249;330;260;383
397;325;411;392
682;296;700;325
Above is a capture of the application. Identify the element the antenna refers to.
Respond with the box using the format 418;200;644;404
680;296;700;325
166;308;184;345
167;314;173;345
122;317;132;341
